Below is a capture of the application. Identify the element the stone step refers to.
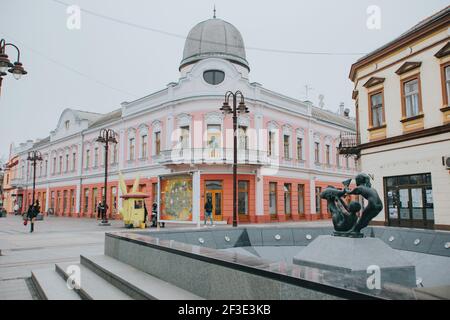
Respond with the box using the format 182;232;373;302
81;254;204;300
31;268;81;300
55;262;132;300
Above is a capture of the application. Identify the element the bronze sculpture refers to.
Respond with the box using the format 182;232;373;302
320;173;383;238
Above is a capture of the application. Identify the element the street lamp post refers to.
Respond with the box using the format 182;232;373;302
27;151;43;210
0;39;27;96
96;129;118;226
220;91;249;227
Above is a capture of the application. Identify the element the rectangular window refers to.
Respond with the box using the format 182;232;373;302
370;92;384;127
65;154;69;172
84;188;89;213
72;152;76;171
53;157;56;174
325;145;330;165
65;120;70;129
268;131;275;156
403;77;421;118
238;126;248;150
314;142;320;163
238;181;249;215
45;160;48;176
315;187;322;213
283;135;290;159
207;125;221;157
63;190;68;214
85;150;90;169
141;135;148;158
113;144;118;164
179;126;189;149
284;183;291;215
94;147;99;167
92;188;98;214
336;147;340;167
298;184;305;214
56;191;61;214
51;191;55;211
152;182;158;205
443;64;450;106
129;138;135;160
269;182;277;215
59;156;63;174
155;132;161;156
70;190;75;213
297;137;303;160
111;186;117;214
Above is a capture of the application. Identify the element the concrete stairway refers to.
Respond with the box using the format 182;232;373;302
31;254;204;300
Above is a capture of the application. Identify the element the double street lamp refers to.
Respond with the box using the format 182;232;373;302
0;39;28;95
220;91;249;227
96;128;118;225
27;151;43;210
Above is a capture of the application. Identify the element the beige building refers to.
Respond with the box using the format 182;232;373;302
344;6;450;230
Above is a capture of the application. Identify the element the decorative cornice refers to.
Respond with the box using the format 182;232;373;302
435;41;450;58
176;113;193;127
363;77;385;88
267;120;279;131
395;61;422;75
204;112;223;125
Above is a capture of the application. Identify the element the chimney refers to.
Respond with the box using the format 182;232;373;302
339;102;345;116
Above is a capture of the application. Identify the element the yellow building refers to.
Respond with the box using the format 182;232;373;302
343;6;450;230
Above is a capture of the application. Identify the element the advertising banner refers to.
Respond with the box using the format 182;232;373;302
160;174;193;221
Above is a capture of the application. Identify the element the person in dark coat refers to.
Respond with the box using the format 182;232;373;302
151;203;157;227
26;204;38;233
96;201;102;220
204;196;214;226
144;202;148;226
151;203;165;228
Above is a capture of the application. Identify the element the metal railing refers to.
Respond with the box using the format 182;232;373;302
338;132;361;157
155;148;271;165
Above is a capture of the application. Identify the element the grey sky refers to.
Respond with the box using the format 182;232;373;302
0;0;447;160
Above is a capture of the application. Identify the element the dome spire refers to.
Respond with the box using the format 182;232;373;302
213;5;216;19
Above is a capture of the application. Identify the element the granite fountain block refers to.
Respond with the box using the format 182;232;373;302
293;235;417;288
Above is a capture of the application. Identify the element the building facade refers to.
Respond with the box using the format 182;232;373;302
346;6;450;230
6;17;357;224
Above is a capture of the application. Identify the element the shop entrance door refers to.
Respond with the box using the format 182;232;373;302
384;173;434;229
205;181;223;222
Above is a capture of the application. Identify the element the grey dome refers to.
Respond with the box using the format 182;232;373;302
180;18;249;71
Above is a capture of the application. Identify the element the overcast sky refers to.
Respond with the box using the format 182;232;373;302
0;0;447;160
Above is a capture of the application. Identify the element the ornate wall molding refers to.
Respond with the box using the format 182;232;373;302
176;113;192;127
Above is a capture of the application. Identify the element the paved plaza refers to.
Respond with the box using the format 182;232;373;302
0;215;331;300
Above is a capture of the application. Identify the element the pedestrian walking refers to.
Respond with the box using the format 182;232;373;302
26;204;38;233
151;203;157;227
151;203;165;228
204;196;214;226
14;203;20;215
96;201;102;220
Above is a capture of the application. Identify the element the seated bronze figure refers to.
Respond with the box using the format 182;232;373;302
320;173;383;238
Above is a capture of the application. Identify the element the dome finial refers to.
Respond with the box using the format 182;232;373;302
213;5;216;18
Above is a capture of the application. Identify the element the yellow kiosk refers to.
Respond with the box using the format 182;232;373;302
118;173;149;229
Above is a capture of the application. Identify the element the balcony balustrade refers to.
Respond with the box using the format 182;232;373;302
155;148;271;166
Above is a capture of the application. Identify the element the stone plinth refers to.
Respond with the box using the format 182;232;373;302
293;235;417;288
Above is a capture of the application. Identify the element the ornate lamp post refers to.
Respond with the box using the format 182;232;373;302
27;151;43;210
96;129;118;225
220;91;249;227
0;39;28;96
